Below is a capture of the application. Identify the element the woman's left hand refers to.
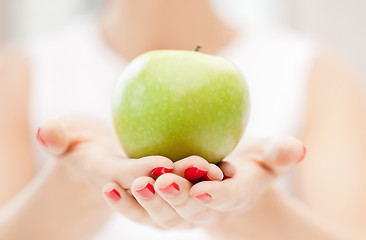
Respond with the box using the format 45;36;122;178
102;137;305;230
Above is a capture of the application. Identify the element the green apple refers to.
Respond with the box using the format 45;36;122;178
112;50;250;164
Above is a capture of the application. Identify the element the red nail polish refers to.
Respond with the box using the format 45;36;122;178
297;145;307;164
36;128;48;147
136;183;155;199
151;167;173;177
159;182;180;196
104;189;121;202
193;193;212;202
184;166;208;182
198;174;215;182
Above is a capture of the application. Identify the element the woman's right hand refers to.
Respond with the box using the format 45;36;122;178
35;115;175;190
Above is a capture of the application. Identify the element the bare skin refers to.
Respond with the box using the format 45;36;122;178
1;0;366;239
296;51;366;236
99;0;237;60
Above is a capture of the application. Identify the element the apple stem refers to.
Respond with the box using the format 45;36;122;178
194;45;202;52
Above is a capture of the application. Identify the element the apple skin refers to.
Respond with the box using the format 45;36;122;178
112;50;250;164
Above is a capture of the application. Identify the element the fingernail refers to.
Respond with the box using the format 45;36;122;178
36;128;48;147
223;174;233;179
151;167;173;177
198;174;215;182
193;193;212;202
159;182;180;197
297;145;307;164
104;189;121;202
184;166;208;182
136;183;155;199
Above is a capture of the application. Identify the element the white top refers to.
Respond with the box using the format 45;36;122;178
25;15;319;240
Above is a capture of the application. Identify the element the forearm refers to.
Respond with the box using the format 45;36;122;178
205;187;355;240
0;162;111;240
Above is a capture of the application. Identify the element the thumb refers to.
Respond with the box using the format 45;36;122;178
250;136;306;177
36;118;70;156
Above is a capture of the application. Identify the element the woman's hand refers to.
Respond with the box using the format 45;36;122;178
102;137;305;230
1;114;176;240
36;115;174;189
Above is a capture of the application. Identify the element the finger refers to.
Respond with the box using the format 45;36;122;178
197;163;224;182
36;118;70;155
189;179;260;213
36;115;121;155
37;116;175;189
103;182;155;226
218;161;237;179
190;137;306;212
228;136;305;177
173;156;222;182
155;173;223;226
131;176;193;230
229;136;280;157
248;136;306;177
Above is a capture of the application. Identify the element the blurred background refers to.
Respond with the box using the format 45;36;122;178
1;0;365;82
